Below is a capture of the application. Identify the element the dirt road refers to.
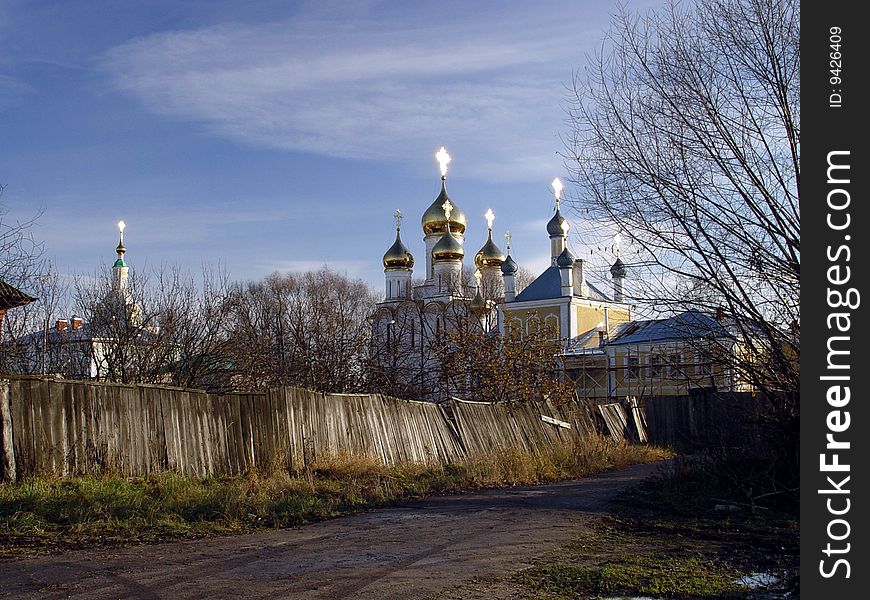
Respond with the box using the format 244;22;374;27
0;462;665;599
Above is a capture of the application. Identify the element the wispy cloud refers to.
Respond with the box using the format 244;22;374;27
99;7;602;181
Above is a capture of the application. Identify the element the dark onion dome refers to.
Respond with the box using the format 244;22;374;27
432;231;464;261
501;253;518;275
422;179;467;236
382;231;414;269
610;257;628;278
474;231;506;269
556;247;575;268
546;209;569;236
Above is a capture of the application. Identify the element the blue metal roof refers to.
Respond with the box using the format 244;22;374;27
513;265;610;302
608;309;730;345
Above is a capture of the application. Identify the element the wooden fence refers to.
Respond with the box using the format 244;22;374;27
640;391;768;449
0;376;769;481
1;377;596;481
444;397;599;456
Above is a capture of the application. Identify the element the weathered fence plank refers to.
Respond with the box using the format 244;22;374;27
1;380;15;482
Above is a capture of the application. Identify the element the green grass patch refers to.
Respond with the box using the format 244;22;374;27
518;553;742;599
0;435;672;556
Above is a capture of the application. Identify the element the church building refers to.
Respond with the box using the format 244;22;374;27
372;148;632;400
10;221;149;380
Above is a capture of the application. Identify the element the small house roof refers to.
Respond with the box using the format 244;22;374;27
0;279;37;310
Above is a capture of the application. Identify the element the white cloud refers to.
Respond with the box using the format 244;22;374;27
99;8;600;182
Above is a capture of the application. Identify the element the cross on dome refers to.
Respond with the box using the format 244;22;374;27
442;199;454;221
394;209;403;230
551;177;563;211
485;209;495;230
504;230;512;252
435;147;451;178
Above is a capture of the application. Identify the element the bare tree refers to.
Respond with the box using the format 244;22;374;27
0;192;44;286
148;264;234;391
0;261;69;374
225;269;378;393
0;192;63;374
72;267;159;383
514;266;536;295
435;321;575;405
367;299;434;401
566;0;799;404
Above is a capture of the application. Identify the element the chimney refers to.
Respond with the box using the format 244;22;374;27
572;259;589;297
56;319;69;332
71;315;84;330
598;330;607;347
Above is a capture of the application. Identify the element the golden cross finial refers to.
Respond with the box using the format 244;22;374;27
614;232;622;257
474;269;482;285
442;198;454;221
504;230;512;252
484;208;495;231
561;219;570;236
435;146;451;177
394;209;403;230
551;177;563;211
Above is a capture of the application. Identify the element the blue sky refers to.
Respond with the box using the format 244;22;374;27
1;0;658;292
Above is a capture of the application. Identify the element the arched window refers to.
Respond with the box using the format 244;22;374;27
509;317;523;339
544;314;560;340
527;316;541;337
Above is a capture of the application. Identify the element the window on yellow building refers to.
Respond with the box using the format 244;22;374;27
668;352;683;378
508;317;523;340
696;352;712;377
544;315;559;340
626;356;641;380
649;354;662;379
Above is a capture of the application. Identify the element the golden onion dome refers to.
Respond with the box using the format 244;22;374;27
382;231;414;270
422;179;467;236
432;230;464;261
474;230;506;269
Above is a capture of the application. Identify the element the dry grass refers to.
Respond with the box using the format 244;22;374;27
0;436;672;556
